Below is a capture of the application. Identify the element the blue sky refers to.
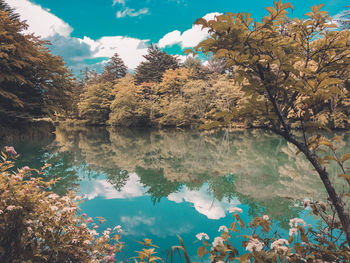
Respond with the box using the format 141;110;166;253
6;0;349;74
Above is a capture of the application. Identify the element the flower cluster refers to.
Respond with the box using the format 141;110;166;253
245;238;263;252
196;232;209;240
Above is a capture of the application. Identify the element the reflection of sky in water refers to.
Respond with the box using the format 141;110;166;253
77;170;318;261
78;170;246;260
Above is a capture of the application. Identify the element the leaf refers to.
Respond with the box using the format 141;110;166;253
197;246;207;258
341;153;350;163
265;6;276;16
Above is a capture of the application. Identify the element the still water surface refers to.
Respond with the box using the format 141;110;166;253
3;126;349;261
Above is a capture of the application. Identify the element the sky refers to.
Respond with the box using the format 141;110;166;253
5;0;349;75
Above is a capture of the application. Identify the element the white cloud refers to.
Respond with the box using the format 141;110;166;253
79;173;146;200
158;12;221;49
116;7;149;18
80;36;149;69
6;0;73;38
113;0;125;6
168;185;240;220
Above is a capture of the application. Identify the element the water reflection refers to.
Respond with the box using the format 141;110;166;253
3;125;348;259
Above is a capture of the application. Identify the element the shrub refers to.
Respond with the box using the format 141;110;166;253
0;147;123;262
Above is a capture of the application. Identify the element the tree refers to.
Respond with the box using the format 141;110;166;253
134;44;179;84
101;52;127;82
340;5;350;29
78;82;114;125
188;1;350;245
0;0;74;123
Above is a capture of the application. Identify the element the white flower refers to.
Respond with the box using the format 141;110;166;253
271;239;289;254
218;225;228;232
289;227;298;236
61;196;70;202
271;239;289;249
229;207;242;213
196;232;209;240
262;215;269;221
114;225;122;233
289;218;306;228
81;223;87;228
49;206;58;211
6;205;16;211
103;230;110;236
212;237;224;247
90;230;99;236
48;194;59;199
246;238;263;252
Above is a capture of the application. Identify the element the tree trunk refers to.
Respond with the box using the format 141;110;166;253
286;135;350;246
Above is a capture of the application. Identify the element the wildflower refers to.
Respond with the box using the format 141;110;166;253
218;225;228;232
87;217;94;223
212;237;224;247
271;239;289;254
262;215;269;221
196;232;209;240
81;223;87;228
103;230;110;236
107;228;111;231
48;194;59;199
303;199;310;207
13;175;23;181
94;225;99;229
21;166;31;173
90;230;99;236
50;206;58;211
83;240;91;245
245;238;263;252
103;255;114;262
4;146;17;155
289;227;298;236
114;225;122;233
82;213;87;217
61;196;70;202
289;218;306;228
6;205;16;211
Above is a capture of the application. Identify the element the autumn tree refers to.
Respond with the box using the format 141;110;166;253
78;82;114;125
134;44;179;84
0;0;74;123
188;1;350;245
101;52;127;82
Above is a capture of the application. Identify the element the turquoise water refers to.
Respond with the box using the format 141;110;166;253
2;126;348;261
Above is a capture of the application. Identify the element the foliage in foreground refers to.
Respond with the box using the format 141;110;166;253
0;147;122;263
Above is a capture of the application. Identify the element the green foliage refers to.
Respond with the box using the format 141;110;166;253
0;0;74;123
0;149;123;262
134;44;179;84
101;52;127;82
78;82;114;125
108;75;151;127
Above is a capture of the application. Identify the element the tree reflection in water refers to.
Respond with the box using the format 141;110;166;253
8;125;349;228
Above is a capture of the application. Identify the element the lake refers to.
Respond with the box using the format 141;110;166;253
2;125;348;261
